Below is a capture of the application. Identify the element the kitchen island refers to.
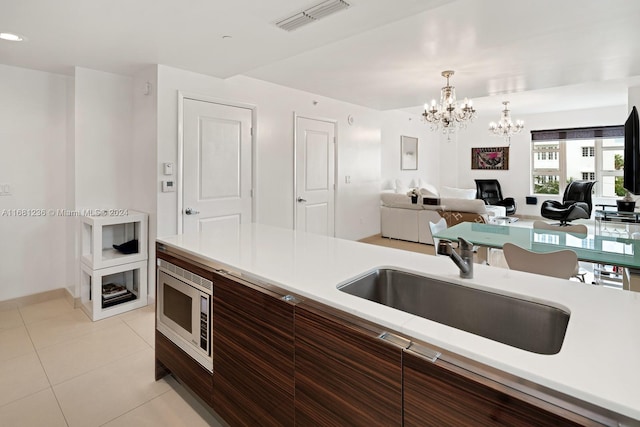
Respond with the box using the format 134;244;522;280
157;223;640;425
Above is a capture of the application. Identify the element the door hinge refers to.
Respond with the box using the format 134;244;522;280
250;188;254;198
250;127;253;136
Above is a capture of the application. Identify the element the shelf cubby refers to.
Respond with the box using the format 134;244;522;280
81;211;148;270
80;260;148;321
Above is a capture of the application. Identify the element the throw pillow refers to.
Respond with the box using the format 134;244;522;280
417;179;439;197
394;179;409;194
440;186;477;199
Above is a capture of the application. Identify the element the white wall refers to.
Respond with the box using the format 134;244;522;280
131;66;158;297
65;75;76;298
74;68;134;210
455;105;628;217
630;86;640;113
156;65;383;241
0;64;70;301
380;111;439;190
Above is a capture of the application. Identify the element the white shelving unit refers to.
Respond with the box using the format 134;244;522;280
80;211;148;320
81;210;148;269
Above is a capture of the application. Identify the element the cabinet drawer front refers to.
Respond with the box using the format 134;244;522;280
212;275;295;426
403;352;595;427
295;304;403;426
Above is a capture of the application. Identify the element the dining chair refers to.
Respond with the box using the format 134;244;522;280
532;220;587;282
428;218;448;248
502;242;579;280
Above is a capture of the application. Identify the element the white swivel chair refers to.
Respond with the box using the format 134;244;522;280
532;220;587;282
502;242;579;280
428;218;448;248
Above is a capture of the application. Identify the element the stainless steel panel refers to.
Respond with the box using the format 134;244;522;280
338;269;569;355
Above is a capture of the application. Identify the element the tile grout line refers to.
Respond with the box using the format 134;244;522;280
119;310;156;350
97;388;174;427
19;307;71;427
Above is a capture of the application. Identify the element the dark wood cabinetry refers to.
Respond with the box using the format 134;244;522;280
155;246;625;427
294;302;403;426
212;273;296;427
155;331;213;406
403;350;605;427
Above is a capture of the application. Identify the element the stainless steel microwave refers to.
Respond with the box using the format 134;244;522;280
157;259;213;372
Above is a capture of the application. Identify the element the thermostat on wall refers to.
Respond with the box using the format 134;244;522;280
162;180;175;192
163;162;174;175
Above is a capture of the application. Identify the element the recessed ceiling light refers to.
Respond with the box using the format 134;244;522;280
0;32;25;42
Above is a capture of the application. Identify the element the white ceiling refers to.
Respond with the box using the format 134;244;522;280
2;0;640;113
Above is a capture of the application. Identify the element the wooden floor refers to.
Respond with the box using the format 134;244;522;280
358;234;436;255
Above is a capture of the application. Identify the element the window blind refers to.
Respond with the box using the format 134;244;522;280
531;125;623;141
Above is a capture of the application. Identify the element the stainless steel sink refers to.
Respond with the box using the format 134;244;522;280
338;269;569;355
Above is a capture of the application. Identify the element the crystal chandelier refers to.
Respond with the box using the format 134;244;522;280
488;101;524;145
422;70;477;138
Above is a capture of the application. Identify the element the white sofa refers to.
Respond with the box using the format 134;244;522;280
380;186;505;245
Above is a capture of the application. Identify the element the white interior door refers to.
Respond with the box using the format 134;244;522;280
295;116;335;236
182;98;252;234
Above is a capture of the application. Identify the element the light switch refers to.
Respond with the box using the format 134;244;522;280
0;183;10;196
163;162;174;176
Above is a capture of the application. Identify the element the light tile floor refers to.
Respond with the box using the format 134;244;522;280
0;298;225;427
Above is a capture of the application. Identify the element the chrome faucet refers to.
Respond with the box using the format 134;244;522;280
437;237;474;279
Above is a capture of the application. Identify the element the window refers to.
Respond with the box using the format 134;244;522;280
536;152;558;161
581;146;595;157
531;126;624;196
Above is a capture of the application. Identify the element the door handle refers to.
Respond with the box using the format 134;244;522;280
297;197;307;203
185;208;200;215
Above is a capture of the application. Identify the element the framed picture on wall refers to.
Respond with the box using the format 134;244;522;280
471;146;509;170
401;136;418;170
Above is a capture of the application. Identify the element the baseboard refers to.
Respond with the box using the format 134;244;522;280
0;288;154;311
0;288;69;310
65;287;77;308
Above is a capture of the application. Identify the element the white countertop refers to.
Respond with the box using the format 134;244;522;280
158;223;640;421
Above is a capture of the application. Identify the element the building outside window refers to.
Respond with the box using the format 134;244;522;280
581;146;595;157
531;126;624;196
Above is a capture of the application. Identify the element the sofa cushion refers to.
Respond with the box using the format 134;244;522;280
440;198;487;214
394;179;410;194
440;186;477;199
380;192;423;209
418;179;440;197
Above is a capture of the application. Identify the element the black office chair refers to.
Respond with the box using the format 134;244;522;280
474;179;517;216
540;180;596;225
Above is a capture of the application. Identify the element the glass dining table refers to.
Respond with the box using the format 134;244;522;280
433;222;640;270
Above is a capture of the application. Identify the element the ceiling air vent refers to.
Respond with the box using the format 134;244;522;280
276;0;350;32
